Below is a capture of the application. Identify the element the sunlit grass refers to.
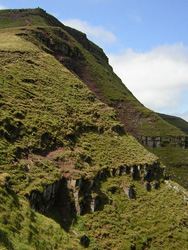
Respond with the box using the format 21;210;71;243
0;28;39;52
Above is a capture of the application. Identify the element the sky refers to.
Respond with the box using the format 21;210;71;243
1;0;188;121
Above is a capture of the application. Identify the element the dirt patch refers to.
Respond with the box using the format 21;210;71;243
10;12;21;21
27;147;76;175
25;19;32;26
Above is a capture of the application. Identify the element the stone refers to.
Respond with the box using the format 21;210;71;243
80;235;90;248
173;186;180;193
90;196;100;212
184;196;188;201
111;168;116;176
130;244;136;250
123;185;136;199
165;181;173;188
151;182;159;189
69;179;77;188
144;182;151;191
128;185;136;199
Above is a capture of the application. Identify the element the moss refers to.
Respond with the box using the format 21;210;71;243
158;112;188;135
76;175;188;249
0;8;188;250
147;146;188;189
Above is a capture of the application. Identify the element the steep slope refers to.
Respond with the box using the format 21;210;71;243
157;112;188;135
1;7;187;189
0;8;185;139
0;8;188;249
0;8;187;144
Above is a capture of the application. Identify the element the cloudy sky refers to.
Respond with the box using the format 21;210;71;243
1;0;188;121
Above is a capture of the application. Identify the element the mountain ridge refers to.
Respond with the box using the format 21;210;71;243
1;8;188;249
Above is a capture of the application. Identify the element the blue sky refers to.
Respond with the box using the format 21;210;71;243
1;0;188;121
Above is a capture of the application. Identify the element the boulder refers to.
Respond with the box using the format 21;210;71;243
80;235;90;248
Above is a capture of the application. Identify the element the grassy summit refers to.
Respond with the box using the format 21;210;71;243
0;8;188;249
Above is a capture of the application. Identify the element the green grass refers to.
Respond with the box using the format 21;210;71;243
0;28;39;52
1;169;188;250
77;175;188;249
0;8;188;250
0;8;54;29
0;183;83;250
0;8;185;139
0;27;159;195
147;146;188;188
157;112;188;135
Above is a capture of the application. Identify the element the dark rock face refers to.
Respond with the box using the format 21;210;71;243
128;185;136;199
123;185;136;199
28;178;77;231
28;180;62;213
138;135;188;148
151;182;159;189
145;182;151;191
27;161;164;231
80;235;90;248
32;28;83;59
130;244;136;250
63;25;109;64
131;165;140;180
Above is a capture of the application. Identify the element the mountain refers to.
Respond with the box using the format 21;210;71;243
1;8;188;249
2;7;188;188
157;113;188;135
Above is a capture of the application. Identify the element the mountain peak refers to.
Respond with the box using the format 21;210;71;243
0;8;63;28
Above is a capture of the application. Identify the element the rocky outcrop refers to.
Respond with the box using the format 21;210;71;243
27;160;164;216
62;25;109;64
28;180;62;213
123;185;136;199
31;28;84;59
80;235;90;248
165;180;188;202
138;135;188;148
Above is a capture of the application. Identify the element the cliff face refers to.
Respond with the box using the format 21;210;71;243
28;161;164;215
138;135;188;148
1;8;188;250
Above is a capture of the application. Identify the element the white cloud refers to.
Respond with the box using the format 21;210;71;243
108;43;188;121
61;19;116;46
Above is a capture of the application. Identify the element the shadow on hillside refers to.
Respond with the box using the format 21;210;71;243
46;179;77;232
46;176;109;232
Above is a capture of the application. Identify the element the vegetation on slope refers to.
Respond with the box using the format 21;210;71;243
2;171;188;250
0;177;83;250
0;27;158;195
157;112;188;135
147;146;188;189
77;175;188;250
0;8;188;250
0;8;185;138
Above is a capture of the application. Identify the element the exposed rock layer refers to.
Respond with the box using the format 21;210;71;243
28;161;164;217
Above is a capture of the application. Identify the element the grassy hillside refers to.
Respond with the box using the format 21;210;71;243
1;8;188;249
0;27;158;193
1;172;188;250
78;176;188;250
158;112;188;135
0;8;185;139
